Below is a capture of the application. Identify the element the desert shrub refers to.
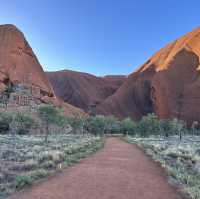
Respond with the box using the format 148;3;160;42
86;115;107;135
29;169;48;180
15;175;33;189
38;150;65;164
104;116;120;134
38;105;64;142
41;160;55;169
15;169;48;189
15;112;37;135
159;119;174;137
0;112;12;134
191;121;199;136
67;114;86;134
171;118;186;140
120;117;137;135
23;159;38;170
10;159;38;171
137;113;160;137
50;151;65;163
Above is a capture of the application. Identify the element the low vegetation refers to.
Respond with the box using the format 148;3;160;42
1;104;200;198
120;113;200;199
125;136;200;199
0;134;103;198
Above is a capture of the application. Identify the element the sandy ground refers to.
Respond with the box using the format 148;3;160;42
8;137;184;199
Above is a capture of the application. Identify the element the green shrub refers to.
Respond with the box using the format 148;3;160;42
67;114;86;134
41;160;55;169
171;118;186;140
104;116;120;134
137;113;160;137
15;112;37;135
86;115;107;135
15;175;33;189
120;117;136;135
38;105;68;141
159;119;174;137
0;112;12;134
23;159;38;170
29;169;49;180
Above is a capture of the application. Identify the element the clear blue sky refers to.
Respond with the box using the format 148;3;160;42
0;0;199;76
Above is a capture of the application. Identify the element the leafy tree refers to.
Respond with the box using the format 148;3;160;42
171;118;186;140
67;114;86;134
159;119;174;137
0;112;12;134
38;105;61;142
191;121;199;136
121;117;136;135
15;112;37;134
138;113;160;137
86;115;107;135
104;116;119;134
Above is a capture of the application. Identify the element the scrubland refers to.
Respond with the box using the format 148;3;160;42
0;134;103;198
126;136;200;199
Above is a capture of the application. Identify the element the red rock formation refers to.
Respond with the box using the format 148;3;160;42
46;70;126;112
0;24;53;95
0;24;84;116
96;27;200;124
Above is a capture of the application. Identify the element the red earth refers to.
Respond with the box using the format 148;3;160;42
8;138;185;199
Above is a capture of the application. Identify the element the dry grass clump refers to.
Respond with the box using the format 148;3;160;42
38;150;65;164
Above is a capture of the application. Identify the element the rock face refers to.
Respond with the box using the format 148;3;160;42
46;70;126;112
0;24;84;116
96;27;200;124
0;24;53;95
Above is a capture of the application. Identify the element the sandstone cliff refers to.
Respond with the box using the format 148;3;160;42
46;70;126;112
96;27;200;124
0;24;84;116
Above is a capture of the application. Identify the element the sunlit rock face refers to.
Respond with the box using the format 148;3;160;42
0;24;53;95
0;24;84;116
96;27;200;124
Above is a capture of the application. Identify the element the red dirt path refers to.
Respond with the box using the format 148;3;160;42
8;138;184;199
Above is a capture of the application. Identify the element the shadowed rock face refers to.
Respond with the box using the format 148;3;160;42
46;70;126;112
0;24;84;116
96;27;200;124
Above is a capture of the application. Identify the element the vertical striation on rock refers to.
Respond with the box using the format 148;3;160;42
96;27;200;124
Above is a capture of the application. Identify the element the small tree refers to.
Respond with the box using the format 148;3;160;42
121;118;136;136
104;116;119;134
0;112;12;134
15;112;36;134
86;115;107;135
159;119;174;137
138;113;160;137
38;105;60;142
67;114;86;134
191;121;198;136
171;118;186;141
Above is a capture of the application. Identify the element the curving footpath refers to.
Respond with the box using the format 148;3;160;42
8;137;184;199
